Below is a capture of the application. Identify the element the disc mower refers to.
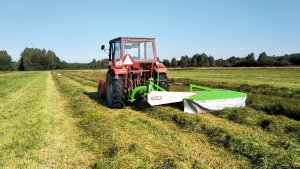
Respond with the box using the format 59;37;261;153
98;37;247;113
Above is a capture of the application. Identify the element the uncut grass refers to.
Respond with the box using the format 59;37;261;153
172;78;300;100
53;72;251;168
168;68;300;89
59;71;299;168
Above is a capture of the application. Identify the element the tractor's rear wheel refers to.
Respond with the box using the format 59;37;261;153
158;74;169;91
105;71;126;108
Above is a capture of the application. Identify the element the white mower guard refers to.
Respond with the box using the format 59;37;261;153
147;91;247;114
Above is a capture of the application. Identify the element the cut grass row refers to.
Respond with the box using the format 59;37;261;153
133;104;300;168
214;107;300;143
247;94;300;121
53;72;252;168
59;71;300;168
59;72;300;120
63;71;300;142
171;79;300;120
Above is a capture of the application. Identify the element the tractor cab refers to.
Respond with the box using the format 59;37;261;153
103;37;157;63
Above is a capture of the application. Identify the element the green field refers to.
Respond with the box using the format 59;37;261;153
0;68;299;168
169;67;300;89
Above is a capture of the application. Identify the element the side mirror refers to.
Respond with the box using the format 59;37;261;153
101;45;105;50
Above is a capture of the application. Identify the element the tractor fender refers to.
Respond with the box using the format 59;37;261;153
111;66;128;79
98;80;106;97
153;65;168;73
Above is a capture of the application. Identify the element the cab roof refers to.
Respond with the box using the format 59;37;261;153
109;37;155;43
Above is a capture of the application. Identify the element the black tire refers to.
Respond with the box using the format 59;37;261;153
105;71;126;108
158;74;169;91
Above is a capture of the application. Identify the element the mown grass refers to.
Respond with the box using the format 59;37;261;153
214;107;300;143
0;72;94;168
0;72;50;167
3;69;297;168
53;71;252;168
57;70;300;168
133;105;300;168
247;94;300;120
169;80;300;120
0;72;41;98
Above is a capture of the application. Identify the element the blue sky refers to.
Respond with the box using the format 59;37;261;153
0;0;299;62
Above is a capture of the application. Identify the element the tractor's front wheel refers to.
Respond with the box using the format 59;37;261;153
105;71;126;108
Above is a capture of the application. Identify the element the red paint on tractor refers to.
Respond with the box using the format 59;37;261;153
99;80;106;96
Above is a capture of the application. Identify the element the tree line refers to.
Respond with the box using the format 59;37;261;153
162;52;300;68
1;48;300;71
0;48;108;71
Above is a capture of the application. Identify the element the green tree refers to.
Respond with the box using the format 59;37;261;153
0;50;12;70
197;53;209;66
246;52;255;62
59;61;69;69
208;56;215;66
258;52;276;66
19;48;61;70
228;56;238;65
171;57;177;67
258;52;268;62
179;55;190;67
215;59;224;67
46;50;60;70
289;55;300;65
191;55;198;67
90;59;97;69
162;59;170;67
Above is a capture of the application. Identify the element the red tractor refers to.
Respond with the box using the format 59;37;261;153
98;37;170;108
